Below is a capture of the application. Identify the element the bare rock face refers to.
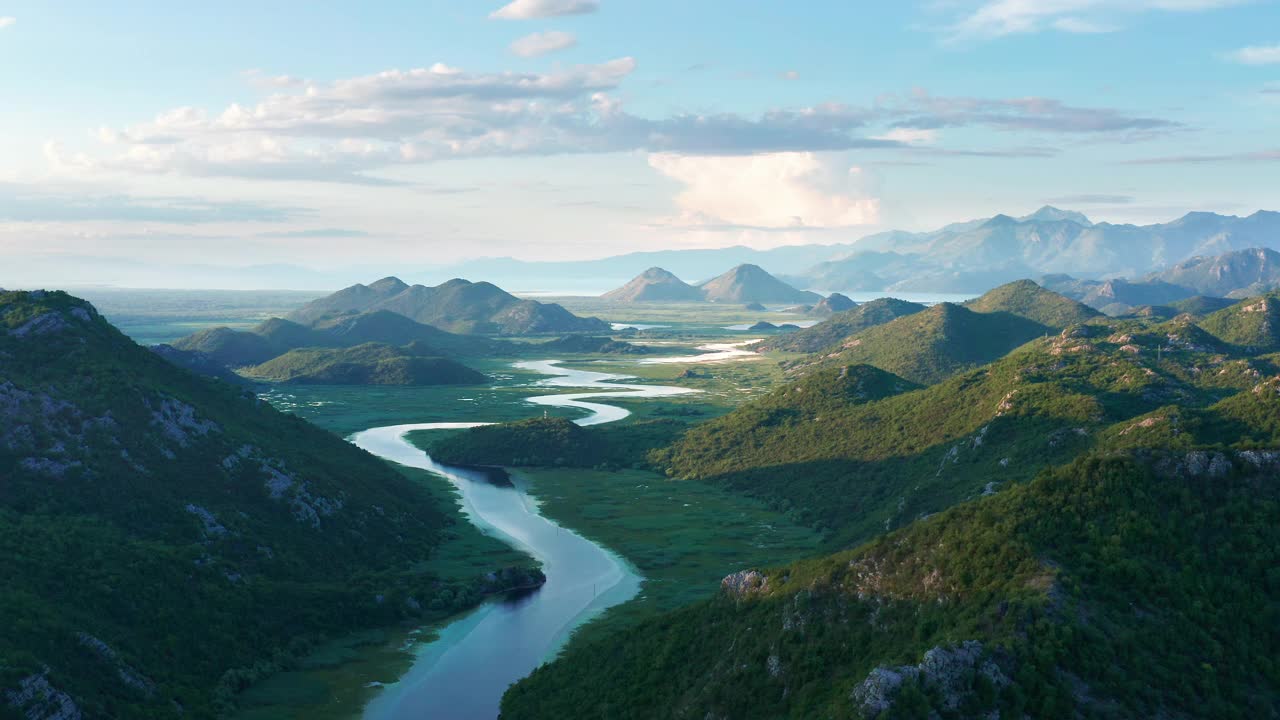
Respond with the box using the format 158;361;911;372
850;641;1008;718
76;634;157;698
222;445;345;528
721;569;769;598
148;396;220;448
3;669;83;720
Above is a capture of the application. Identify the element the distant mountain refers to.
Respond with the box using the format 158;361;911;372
699;265;822;304
1147;247;1280;298
601;267;704;302
1198;292;1280;350
759;298;927;353
170;310;504;371
241;342;488;385
787;250;919;292
1019;205;1093;225
797;208;1280;293
288;277;608;334
963;278;1102;328
808;292;856;316
0;290;539;716
311;310;509;356
1079;279;1197;314
170;325;296;367
437;243;860;294
148;344;254;385
535;335;650;355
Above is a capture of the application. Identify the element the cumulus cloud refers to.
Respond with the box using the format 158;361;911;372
872;128;939;145
491;0;599;20
885;89;1177;136
51;60;1179;184
511;30;578;57
649;152;881;229
1227;44;1280;65
0;17;15;30
944;0;1249;40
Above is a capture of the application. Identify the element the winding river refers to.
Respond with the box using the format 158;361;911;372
349;359;710;720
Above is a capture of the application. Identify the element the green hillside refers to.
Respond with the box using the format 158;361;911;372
170;309;509;373
655;315;1279;543
962;279;1102;328
0;290;539;718
1169;295;1239;316
240;342;489;385
311;309;511;356
170;325;284;367
1198;293;1280;350
802;302;1050;385
504;453;1280;719
758;298;927;353
425;417;687;470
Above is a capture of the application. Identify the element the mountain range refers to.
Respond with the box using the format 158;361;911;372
172;310;507;369
288;277;608;334
504;281;1280;719
791;208;1280;294
780;281;1102;385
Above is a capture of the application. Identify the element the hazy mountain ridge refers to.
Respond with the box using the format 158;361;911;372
698;264;823;304
603;264;824;305
169;306;512;382
288;277;609;335
600;267;705;302
797;208;1280;294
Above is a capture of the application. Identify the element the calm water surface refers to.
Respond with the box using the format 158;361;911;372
352;361;698;720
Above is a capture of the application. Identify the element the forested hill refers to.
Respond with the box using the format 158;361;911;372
0;290;539;718
285;276;609;335
504;453;1280;719
497;287;1280;718
656;311;1280;544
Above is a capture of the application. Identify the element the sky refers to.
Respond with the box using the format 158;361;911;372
0;0;1278;281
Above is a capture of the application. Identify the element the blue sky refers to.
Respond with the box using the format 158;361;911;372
0;0;1277;277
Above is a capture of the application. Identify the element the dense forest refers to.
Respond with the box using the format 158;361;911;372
0;291;540;718
504;454;1280;719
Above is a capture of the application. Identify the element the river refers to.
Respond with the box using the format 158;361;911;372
349;359;703;720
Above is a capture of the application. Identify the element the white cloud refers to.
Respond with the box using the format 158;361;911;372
491;0;599;20
946;0;1249;40
648;152;881;229
872;128;939;145
52;56;1178;185
1227;44;1280;65
0;16;15;29
510;30;577;57
781;70;800;80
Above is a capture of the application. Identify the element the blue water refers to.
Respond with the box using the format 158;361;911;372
351;361;697;720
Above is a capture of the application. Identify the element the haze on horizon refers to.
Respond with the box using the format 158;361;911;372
1;0;1278;287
